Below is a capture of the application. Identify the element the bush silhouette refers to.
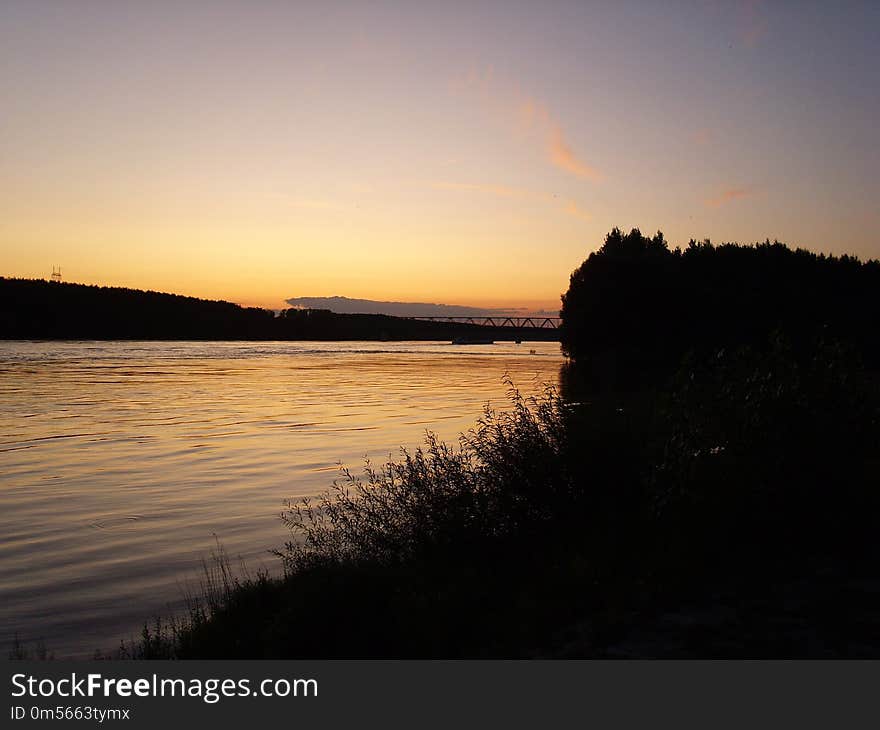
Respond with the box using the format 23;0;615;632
649;336;880;572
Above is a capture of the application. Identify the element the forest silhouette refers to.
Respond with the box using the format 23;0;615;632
0;278;556;342
560;227;880;389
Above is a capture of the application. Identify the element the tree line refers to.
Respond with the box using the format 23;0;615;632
560;228;880;388
0;278;557;341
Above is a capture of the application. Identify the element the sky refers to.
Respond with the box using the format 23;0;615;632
1;1;878;311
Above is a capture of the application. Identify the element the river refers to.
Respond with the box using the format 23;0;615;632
0;340;563;657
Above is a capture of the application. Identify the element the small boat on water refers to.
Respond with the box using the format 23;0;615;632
451;337;494;345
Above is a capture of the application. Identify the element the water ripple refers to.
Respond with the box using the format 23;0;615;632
0;339;563;656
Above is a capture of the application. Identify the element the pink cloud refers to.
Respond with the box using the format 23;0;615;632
547;123;601;181
705;186;754;208
563;199;591;222
516;95;601;180
453;69;601;182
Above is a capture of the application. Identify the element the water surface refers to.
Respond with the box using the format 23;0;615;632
0;340;562;656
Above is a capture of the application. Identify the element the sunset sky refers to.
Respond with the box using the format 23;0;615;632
2;1;878;310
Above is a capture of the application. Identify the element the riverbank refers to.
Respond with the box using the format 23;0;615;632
118;336;880;658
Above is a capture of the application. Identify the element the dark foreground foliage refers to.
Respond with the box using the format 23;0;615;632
117;230;880;658
125;386;598;658
129;336;880;658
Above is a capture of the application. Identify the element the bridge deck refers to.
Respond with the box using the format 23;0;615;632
406;316;561;329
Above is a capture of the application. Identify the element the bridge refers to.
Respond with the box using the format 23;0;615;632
406;316;561;329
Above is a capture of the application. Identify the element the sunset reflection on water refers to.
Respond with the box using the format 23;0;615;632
0;340;562;656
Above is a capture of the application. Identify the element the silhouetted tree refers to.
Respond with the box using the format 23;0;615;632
560;229;880;389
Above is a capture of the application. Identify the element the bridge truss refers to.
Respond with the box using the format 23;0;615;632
407;316;561;329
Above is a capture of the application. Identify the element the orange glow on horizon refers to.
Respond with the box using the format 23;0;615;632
2;2;879;307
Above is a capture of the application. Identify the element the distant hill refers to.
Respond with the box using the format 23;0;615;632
285;295;537;318
0;278;558;342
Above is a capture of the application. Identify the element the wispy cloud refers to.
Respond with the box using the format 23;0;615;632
705;186;754;208
453;67;601;182
547;124;601;180
563;199;591;222
518;95;601;181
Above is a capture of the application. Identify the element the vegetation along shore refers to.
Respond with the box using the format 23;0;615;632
107;229;880;658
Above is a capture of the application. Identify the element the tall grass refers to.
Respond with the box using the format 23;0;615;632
116;541;271;659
